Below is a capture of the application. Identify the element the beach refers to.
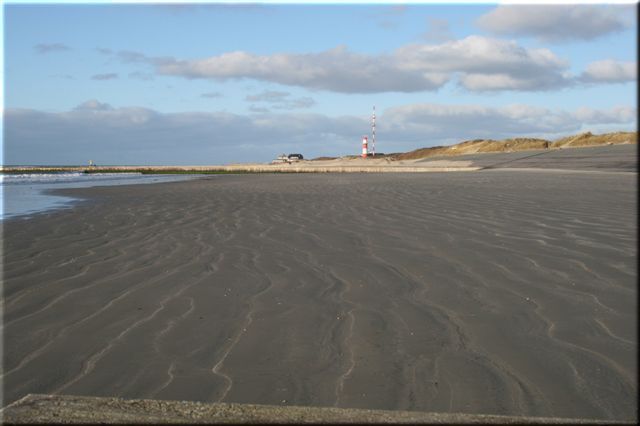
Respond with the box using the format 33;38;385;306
2;166;637;420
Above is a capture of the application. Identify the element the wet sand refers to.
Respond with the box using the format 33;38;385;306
2;169;637;420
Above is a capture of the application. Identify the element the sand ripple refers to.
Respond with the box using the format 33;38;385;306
2;172;636;420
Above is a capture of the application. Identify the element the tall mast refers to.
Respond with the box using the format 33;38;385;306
371;105;376;156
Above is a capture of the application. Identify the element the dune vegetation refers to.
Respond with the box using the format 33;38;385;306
389;131;636;161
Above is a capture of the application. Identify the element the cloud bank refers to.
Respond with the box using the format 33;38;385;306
100;33;635;93
5;101;635;165
579;60;637;84
394;36;570;91
477;5;630;42
383;103;636;143
155;46;449;93
109;36;580;93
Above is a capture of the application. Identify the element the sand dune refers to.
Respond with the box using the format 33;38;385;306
1;171;637;421
391;131;636;161
553;131;637;148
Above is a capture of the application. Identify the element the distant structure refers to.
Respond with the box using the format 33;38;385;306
271;153;304;164
371;105;376;156
88;160;96;167
288;153;304;161
359;106;377;158
361;136;368;158
272;154;289;164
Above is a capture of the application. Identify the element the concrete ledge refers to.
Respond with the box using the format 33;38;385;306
1;394;633;424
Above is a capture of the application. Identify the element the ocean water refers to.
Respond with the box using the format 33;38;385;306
1;172;200;220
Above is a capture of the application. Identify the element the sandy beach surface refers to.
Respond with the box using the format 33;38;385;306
420;144;638;172
2;167;637;420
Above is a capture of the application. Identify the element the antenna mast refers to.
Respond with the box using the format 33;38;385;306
371;106;376;156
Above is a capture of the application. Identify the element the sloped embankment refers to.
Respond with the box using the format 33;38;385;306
393;131;636;161
395;138;550;160
552;131;637;148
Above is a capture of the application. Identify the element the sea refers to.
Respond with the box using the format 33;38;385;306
0;171;200;221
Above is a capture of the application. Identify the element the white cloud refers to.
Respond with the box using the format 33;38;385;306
155;46;449;93
144;36;571;93
574;106;636;124
245;90;316;110
397;36;568;73
477;5;630;42
74;99;114;111
105;34;632;93
383;104;556;140
380;103;635;141
396;36;570;91
4;101;635;165
501;104;549;120
579;60;637;84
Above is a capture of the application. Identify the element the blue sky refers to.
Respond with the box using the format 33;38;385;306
3;1;637;165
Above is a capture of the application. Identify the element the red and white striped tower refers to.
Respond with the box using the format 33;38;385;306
371;105;376;156
362;136;368;158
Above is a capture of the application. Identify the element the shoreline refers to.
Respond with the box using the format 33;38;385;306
0;174;200;221
2;142;635;175
0;165;484;174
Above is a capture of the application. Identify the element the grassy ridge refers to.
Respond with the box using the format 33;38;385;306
394;131;636;161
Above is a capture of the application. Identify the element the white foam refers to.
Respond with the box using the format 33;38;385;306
1;172;142;185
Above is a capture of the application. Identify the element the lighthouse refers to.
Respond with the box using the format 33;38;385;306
362;136;368;158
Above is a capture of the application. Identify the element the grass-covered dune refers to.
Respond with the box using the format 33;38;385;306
390;131;636;161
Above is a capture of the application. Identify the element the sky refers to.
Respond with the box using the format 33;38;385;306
2;1;638;165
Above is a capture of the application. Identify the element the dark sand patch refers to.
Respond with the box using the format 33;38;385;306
2;171;637;421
